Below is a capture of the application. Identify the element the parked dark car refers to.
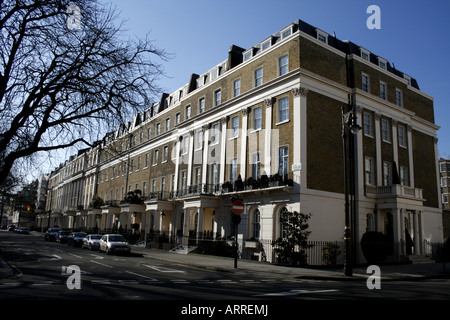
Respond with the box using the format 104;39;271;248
44;228;61;241
15;227;30;234
56;230;70;243
82;234;102;250
67;232;87;247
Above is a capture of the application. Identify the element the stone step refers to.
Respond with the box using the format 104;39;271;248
409;255;433;264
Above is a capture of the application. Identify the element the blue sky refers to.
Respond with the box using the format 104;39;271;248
105;0;450;158
30;0;450;181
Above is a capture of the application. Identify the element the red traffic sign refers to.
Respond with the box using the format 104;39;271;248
232;200;244;215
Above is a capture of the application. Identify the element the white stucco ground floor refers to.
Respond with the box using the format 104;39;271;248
36;185;444;265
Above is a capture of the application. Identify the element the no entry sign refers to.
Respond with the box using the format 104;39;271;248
232;200;244;215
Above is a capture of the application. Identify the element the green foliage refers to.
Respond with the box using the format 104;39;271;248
272;211;312;266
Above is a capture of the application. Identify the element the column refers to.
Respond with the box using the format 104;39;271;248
187;130;195;187
434;137;441;209
182;208;188;246
202;124;210;186
240;107;249;178
219;116;228;184
374;113;382;186
413;211;421;255
291;86;308;189
407;126;415;188
392;120;399;166
264;98;273;176
174;137;181;192
196;207;204;241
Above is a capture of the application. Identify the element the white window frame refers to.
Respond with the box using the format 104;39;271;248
196;130;203;150
165;118;170;131
365;157;375;185
243;49;253;62
379;81;387;100
363;113;373;137
360;47;370;61
255;67;263;87
316;29;328;44
362;73;370;93
198;98;205;114
278;146;289;179
279;55;289;76
400;165;409;186
383;161;392;186
398;125;406;148
185;105;191;120
381;119;390;142
230;158;238;182
378;57;387;70
251;152;261;179
281;25;293;40
153;149;159;165
163;145;168;162
210;123;220;145
277;96;289;124
261;38;271;52
395;88;403;107
233;79;241;97
231;116;239;138
214;89;221;107
442;193;449;204
253;107;262;130
403;74;412;86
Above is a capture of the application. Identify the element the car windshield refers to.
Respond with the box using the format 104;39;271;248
60;231;70;235
74;233;87;237
90;235;102;239
109;235;126;242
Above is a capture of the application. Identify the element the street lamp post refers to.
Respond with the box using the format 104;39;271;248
342;101;361;277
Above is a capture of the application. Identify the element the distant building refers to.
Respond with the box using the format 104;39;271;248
440;158;450;241
38;19;443;263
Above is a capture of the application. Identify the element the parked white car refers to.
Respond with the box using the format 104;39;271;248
82;234;102;250
98;234;131;255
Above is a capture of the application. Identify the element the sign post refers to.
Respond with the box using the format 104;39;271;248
231;199;243;268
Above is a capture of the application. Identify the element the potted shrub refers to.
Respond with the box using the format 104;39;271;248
360;231;393;264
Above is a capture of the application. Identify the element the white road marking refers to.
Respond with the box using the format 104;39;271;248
91;279;112;285
142;264;185;273
254;289;339;297
125;270;157;280
67;253;83;259
90;260;113;268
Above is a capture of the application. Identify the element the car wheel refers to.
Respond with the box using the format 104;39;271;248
106;247;111;255
89;244;92;251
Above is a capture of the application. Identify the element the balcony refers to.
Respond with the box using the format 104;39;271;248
169;174;294;200
365;184;424;201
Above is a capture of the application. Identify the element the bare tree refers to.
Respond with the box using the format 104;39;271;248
0;0;168;185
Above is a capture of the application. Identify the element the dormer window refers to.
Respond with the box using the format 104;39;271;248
316;29;328;44
378;57;387;70
281;25;293;39
243;49;253;62
261;38;272;51
360;47;370;61
403;74;412;86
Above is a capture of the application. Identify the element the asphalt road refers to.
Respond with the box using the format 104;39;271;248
1;230;449;315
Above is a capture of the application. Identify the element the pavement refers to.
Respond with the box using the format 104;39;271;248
1;231;449;281
130;245;450;282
